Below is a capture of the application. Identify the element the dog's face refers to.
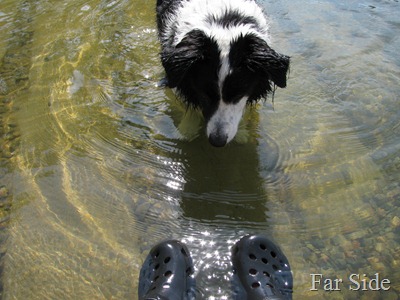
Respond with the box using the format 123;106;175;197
162;30;290;147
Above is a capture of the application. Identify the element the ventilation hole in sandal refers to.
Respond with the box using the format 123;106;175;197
251;282;260;288
181;248;188;257
271;251;277;258
259;243;266;250
249;268;258;275
164;271;173;278
262;258;268;264
154;251;160;258
186;267;192;275
263;271;270;277
154;263;160;270
249;254;256;260
266;283;274;289
164;257;171;264
154;275;159;282
272;265;278;271
151;286;157;291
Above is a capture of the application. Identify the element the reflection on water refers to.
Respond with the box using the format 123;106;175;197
0;0;399;299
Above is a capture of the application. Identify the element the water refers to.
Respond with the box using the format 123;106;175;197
0;0;399;299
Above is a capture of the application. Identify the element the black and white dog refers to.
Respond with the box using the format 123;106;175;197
156;0;290;147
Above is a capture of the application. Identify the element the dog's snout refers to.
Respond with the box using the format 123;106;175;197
208;131;228;147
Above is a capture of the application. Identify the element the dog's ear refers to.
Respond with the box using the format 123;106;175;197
230;34;290;88
161;30;218;87
258;46;290;88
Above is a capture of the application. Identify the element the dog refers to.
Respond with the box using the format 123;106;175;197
156;0;290;147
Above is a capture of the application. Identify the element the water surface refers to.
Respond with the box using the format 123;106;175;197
0;0;399;299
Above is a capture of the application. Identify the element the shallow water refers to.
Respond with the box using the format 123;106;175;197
0;0;399;299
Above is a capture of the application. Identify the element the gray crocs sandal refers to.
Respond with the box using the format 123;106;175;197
138;240;195;300
231;235;293;300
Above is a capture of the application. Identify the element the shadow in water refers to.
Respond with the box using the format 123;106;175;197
158;89;280;225
178;134;280;226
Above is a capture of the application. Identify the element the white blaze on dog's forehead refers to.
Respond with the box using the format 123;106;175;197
218;54;230;88
206;97;247;143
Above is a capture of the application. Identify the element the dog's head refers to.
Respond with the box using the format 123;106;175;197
162;30;290;147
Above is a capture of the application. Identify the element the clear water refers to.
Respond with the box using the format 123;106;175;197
0;0;399;299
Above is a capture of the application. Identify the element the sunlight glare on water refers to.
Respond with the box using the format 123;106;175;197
0;0;399;299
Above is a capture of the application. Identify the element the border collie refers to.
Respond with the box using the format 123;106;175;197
156;0;290;147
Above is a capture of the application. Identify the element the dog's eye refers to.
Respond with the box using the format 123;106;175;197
222;72;253;104
222;86;247;104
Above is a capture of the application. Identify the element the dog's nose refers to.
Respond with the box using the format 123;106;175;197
208;132;228;147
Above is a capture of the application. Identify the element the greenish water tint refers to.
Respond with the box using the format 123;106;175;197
0;0;399;299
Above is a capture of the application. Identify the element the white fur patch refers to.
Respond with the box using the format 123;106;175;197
161;0;270;47
206;97;248;144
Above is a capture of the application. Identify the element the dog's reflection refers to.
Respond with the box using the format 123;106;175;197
172;108;280;225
